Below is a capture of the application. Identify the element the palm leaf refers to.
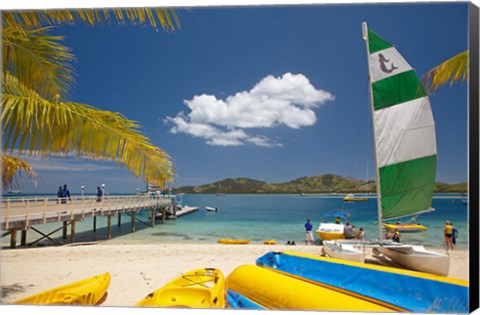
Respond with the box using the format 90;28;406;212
2;73;173;186
2;8;181;31
2;25;75;101
1;154;36;189
422;50;468;93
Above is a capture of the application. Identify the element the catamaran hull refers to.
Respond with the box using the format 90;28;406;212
322;241;365;263
373;246;450;277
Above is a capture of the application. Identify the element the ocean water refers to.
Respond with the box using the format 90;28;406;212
2;194;469;250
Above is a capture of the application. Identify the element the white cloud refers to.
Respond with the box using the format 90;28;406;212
166;72;334;147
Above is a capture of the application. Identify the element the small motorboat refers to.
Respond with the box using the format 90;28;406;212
315;210;351;241
206;206;219;212
343;193;368;202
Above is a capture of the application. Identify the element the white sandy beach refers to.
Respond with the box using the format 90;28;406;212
0;242;469;309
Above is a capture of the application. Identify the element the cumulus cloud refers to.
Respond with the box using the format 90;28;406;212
165;73;334;147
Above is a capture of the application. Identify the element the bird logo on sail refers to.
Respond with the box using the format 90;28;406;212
378;53;398;73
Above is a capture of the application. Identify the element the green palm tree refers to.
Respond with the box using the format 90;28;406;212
422;50;468;93
1;8;180;189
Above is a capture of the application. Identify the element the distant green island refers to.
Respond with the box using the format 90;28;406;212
173;174;467;194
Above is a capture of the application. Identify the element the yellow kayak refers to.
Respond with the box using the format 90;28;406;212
226;265;393;311
263;240;276;245
12;272;110;305
218;239;250;245
135;268;226;308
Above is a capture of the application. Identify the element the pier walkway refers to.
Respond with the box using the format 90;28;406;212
1;195;176;248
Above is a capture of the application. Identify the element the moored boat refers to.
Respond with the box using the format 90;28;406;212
383;223;427;233
206;206;219;212
12;272;111;305
135;268;225;308
256;251;468;313
343;193;368;201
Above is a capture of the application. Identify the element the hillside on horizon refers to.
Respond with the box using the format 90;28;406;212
173;174;467;194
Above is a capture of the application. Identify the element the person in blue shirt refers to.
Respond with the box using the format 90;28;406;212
451;222;459;245
304;218;314;245
96;186;103;202
61;184;71;204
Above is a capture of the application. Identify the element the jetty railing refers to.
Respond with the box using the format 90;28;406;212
1;195;172;230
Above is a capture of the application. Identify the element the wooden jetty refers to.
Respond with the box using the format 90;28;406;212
0;195;187;249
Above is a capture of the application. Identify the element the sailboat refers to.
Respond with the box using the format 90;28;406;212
323;22;450;276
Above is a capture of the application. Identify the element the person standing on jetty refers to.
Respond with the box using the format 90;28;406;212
57;186;63;204
96;186;103;202
61;184;71;204
304;219;314;245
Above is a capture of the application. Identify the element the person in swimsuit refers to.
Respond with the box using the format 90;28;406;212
444;220;454;252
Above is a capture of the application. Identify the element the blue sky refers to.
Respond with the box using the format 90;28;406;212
10;2;469;194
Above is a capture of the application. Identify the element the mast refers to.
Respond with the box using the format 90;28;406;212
362;22;384;241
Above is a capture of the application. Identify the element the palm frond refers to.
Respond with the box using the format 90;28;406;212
2;73;174;186
3;8;181;31
1;154;36;189
3;25;75;101
422;50;468;93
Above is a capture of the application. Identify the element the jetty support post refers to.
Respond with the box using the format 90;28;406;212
10;228;17;249
62;221;68;239
118;212;122;226
172;199;177;219
107;214;112;239
21;229;27;246
162;207;166;224
150;208;155;227
131;211;136;232
70;220;76;243
93;214;97;232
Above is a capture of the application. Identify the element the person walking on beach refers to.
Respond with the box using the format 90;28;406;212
444;221;454;251
61;184;71;204
304;219;314;245
96;186;103;202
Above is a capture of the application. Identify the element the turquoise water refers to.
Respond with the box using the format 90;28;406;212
2;194;469;249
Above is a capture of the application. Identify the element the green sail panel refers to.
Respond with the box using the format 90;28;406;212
379;155;437;219
368;29;393;54
372;71;428;110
